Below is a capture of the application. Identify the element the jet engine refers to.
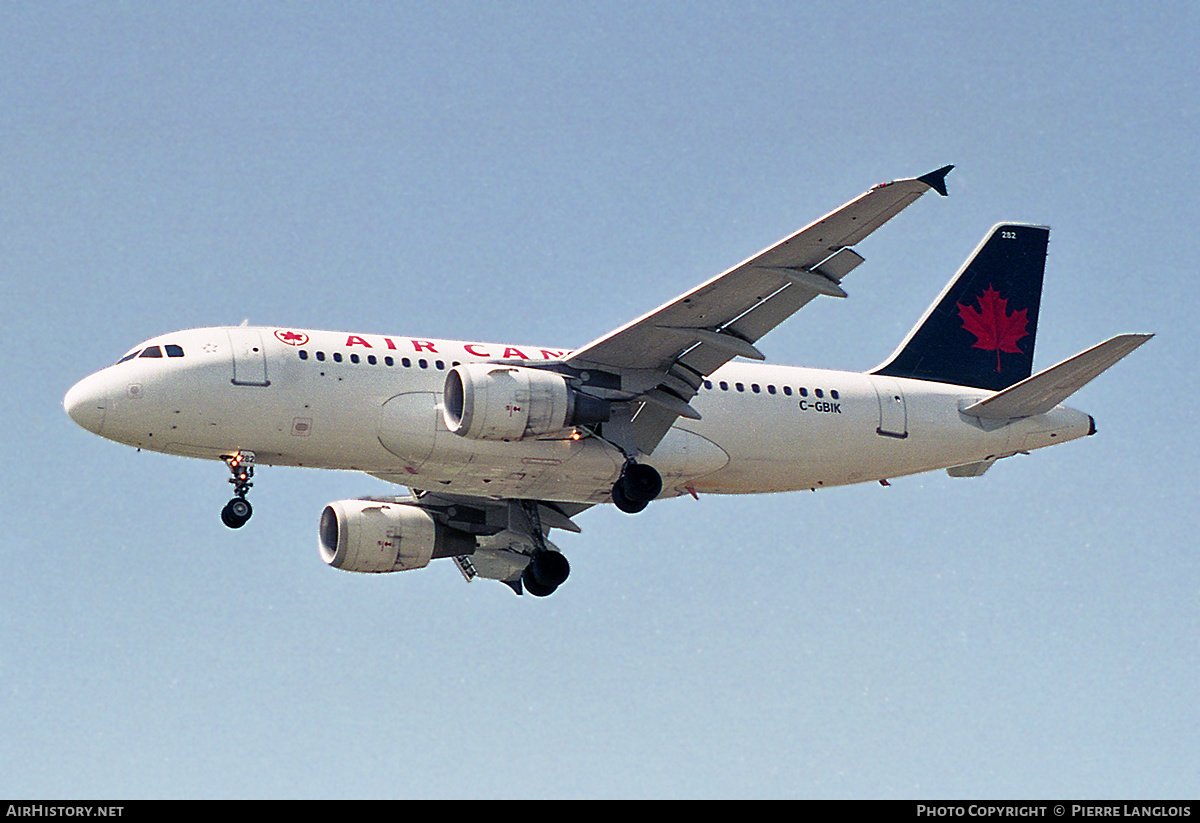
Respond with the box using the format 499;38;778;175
442;363;609;441
319;499;475;573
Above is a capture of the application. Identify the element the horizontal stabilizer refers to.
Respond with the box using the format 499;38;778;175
961;333;1153;420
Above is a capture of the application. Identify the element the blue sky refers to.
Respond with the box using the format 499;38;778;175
3;1;1197;798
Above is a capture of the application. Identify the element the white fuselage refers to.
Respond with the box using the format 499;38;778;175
64;326;1094;505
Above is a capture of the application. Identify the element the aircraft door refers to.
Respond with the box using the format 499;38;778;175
872;376;908;438
227;329;270;386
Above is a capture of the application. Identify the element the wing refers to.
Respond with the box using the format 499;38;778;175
563;165;953;454
363;481;590;594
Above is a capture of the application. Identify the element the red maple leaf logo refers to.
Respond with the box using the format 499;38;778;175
274;329;309;346
957;285;1028;373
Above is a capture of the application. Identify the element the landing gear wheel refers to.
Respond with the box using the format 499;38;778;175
622;461;663;500
521;550;570;597
612;461;661;513
611;480;649;513
531;550;570;587
221;497;253;529
521;569;557;597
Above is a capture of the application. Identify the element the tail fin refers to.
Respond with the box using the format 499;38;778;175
872;223;1049;391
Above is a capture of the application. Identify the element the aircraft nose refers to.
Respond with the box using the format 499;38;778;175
64;373;108;434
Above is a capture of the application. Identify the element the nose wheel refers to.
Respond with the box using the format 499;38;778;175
221;496;253;529
220;451;255;529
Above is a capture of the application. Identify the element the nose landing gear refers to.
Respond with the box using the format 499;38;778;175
220;451;255;529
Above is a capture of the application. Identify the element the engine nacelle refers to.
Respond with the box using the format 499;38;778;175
442;363;609;441
319;499;475;574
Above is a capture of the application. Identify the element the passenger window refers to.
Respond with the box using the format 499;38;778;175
385;356;395;367
815;389;824;398
418;359;428;369
767;385;776;394
165;344;184;357
333;353;343;363
831;389;839;400
299;350;309;360
316;351;326;362
435;360;445;370
139;346;163;358
799;387;808;397
719;381;729;391
735;383;745;392
751;384;760;393
783;386;792;396
350;353;360;364
704;380;713;390
367;355;377;365
402;358;412;368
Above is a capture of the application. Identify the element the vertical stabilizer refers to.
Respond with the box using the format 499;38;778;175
872;223;1049;391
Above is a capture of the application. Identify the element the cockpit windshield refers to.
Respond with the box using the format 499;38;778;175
115;344;185;365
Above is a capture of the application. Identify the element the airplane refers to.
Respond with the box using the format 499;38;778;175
63;166;1151;596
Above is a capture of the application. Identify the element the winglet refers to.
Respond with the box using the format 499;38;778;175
918;164;954;197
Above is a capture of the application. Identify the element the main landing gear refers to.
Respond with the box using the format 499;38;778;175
514;501;572;597
611;460;662;514
521;550;571;597
220;451;255;529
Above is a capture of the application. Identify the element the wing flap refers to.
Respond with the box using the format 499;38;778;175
360;483;591;535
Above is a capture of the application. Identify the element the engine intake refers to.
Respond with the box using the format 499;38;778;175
442;363;609;441
319;499;475;574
